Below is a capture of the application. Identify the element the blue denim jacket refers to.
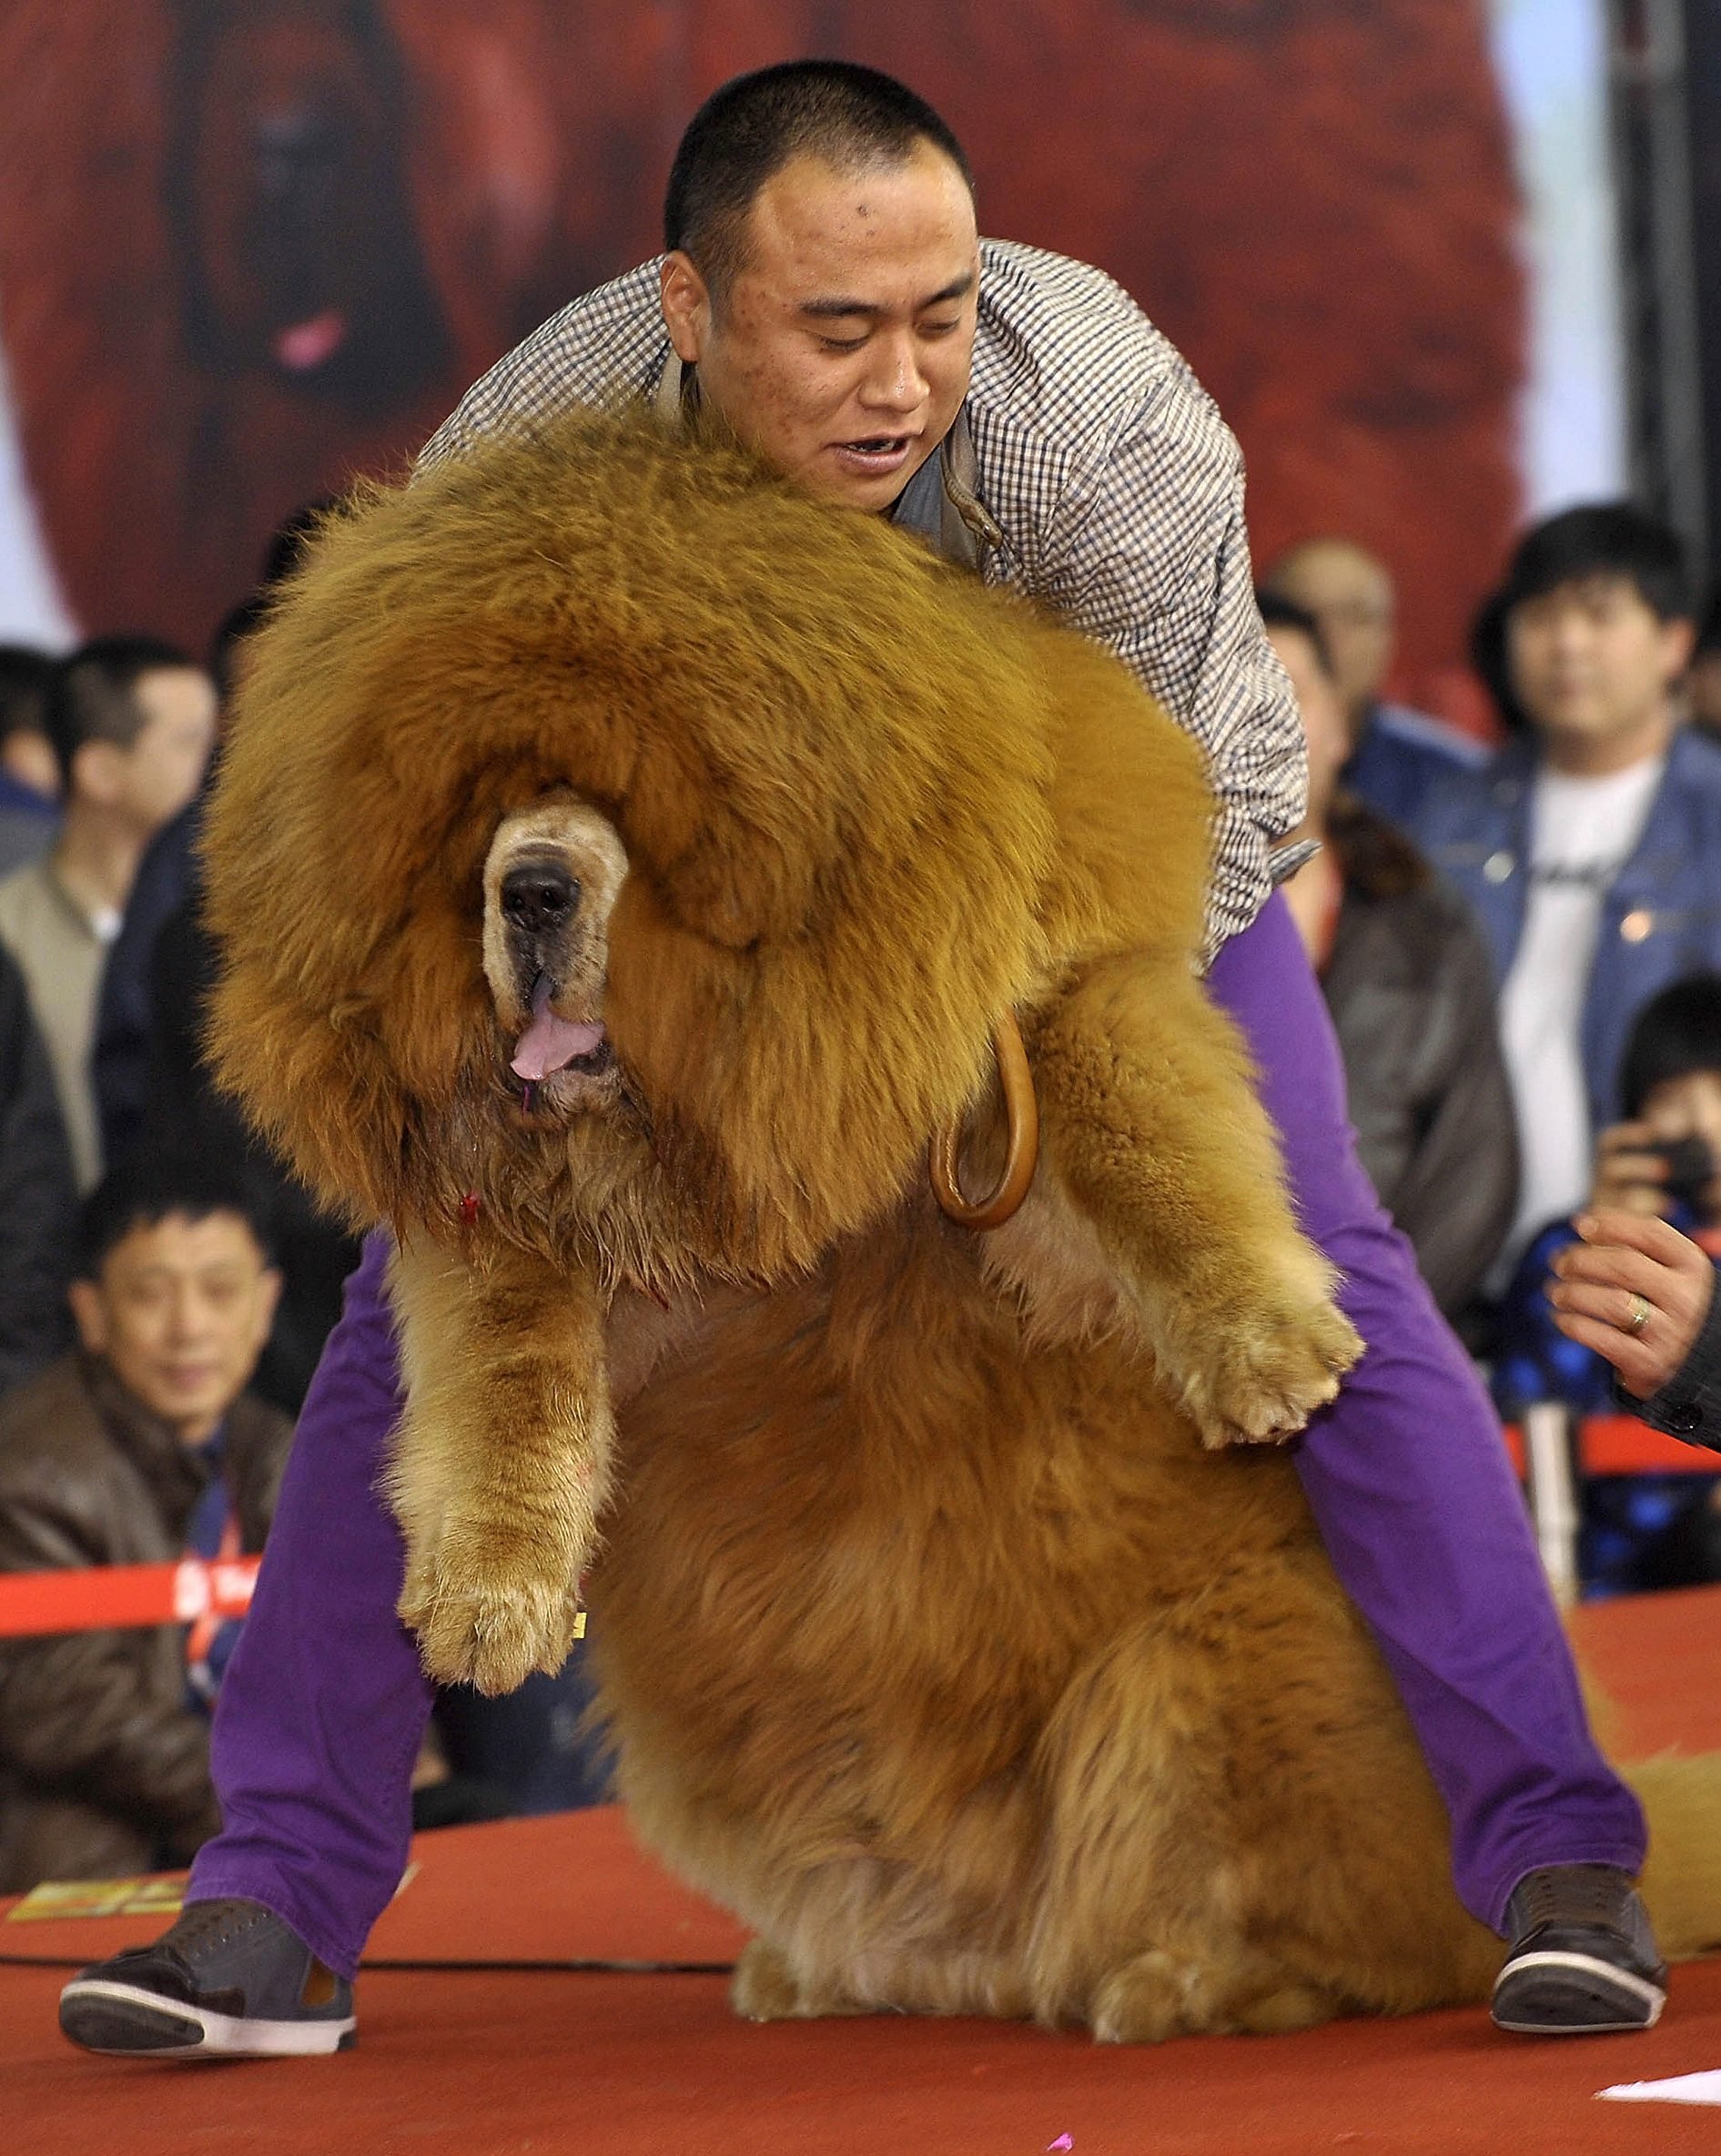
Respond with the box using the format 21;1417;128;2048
1405;725;1721;1129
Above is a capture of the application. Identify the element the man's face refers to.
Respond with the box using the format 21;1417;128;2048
1266;543;1395;734
2;724;60;800
68;1210;281;1445
1267;623;1348;825
112;666;218;834
1506;574;1692;765
659;144;980;514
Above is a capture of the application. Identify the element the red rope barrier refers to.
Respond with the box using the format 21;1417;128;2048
1500;1412;1721;1480
0;1556;260;1639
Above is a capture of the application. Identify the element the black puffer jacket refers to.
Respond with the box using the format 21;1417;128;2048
1321;794;1519;1317
0;1353;290;1893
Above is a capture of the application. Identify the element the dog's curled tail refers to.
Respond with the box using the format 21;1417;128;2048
1630;1753;1721;1959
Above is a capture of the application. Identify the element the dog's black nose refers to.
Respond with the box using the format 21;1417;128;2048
501;862;581;936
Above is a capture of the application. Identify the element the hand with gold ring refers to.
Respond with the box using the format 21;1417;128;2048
1547;1210;1716;1399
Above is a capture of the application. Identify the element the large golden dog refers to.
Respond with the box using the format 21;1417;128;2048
204;412;1721;2040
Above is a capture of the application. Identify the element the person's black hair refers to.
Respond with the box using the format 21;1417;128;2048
1695;579;1721;660
1501;501;1694;625
663;60;974;298
75;1154;276;1280
1619;975;1721;1118
46;633;199;787
1468;585;1530;734
208;499;343;703
0;642;55;746
1255;589;1335;679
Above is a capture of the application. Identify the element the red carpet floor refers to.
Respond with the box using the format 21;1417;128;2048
5;1587;1721;2155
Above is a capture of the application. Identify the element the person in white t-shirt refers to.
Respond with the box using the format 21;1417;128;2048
1408;502;1721;1285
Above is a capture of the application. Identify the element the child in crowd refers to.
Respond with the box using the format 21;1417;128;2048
1495;976;1721;1594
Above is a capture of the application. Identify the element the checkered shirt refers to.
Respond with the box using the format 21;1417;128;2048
419;240;1308;951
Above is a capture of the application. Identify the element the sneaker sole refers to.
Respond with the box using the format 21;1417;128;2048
1492;1949;1666;2037
59;1978;356;2060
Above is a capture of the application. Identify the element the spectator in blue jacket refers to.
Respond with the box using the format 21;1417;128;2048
1407;503;1721;1284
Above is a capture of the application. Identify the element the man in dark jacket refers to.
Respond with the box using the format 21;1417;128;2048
0;1158;287;1895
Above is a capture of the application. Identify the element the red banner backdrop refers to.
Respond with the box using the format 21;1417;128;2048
0;2;1520;684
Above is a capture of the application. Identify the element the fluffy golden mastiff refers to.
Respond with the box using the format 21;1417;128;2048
204;412;1721;2040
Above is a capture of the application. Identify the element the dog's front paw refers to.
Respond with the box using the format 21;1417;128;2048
398;1516;586;1694
1164;1258;1362;1449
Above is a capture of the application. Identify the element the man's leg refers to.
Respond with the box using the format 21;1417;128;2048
185;1228;430;1978
1208;895;1647;1924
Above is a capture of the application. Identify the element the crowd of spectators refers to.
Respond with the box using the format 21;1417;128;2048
1261;501;1721;1595
0;491;1719;1891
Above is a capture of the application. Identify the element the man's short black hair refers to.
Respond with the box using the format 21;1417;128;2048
1501;502;1694;625
0;643;55;748
1256;589;1335;679
76;1155;275;1281
46;633;198;788
663;60;974;298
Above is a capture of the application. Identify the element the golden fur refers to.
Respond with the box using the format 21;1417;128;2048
204;410;1721;2039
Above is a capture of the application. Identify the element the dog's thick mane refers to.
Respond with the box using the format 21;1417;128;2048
204;409;1214;1276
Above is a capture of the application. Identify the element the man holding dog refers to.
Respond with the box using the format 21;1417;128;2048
62;61;1663;2058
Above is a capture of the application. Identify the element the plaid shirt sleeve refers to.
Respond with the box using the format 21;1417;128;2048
978;295;1307;955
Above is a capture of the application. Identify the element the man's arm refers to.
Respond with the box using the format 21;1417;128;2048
1030;367;1307;955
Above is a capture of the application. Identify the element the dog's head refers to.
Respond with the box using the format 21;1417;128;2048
201;410;1204;1289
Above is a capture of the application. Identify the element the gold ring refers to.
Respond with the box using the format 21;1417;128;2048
1625;1292;1653;1336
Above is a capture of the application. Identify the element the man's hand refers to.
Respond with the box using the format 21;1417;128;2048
1588;1121;1674;1217
1547;1210;1716;1400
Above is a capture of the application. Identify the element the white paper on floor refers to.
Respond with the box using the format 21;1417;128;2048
1597;2069;1721;2106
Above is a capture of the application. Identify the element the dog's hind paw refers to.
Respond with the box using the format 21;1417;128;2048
731;1940;805;2021
730;1940;870;2023
1090;1948;1337;2041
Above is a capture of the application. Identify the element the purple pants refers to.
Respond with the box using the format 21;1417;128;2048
190;894;1644;1978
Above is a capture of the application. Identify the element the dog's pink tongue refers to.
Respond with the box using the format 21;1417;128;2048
511;981;604;1081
